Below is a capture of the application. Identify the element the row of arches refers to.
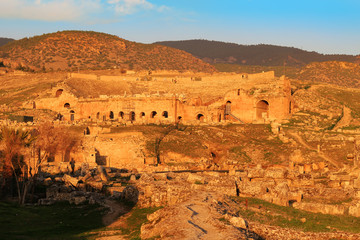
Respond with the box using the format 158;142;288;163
96;111;170;121
63;99;272;123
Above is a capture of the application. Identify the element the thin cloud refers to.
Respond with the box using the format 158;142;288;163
0;0;170;22
107;0;169;15
0;0;101;21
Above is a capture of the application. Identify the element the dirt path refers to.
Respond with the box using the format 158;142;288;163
102;199;131;226
141;191;250;240
92;200;131;240
333;106;352;131
287;131;341;168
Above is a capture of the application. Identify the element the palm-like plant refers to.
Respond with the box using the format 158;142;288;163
0;127;35;204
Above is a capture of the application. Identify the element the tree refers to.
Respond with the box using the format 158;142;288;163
34;122;81;164
0;127;35;204
0;123;81;204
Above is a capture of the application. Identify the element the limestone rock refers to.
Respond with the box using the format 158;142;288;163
62;174;79;187
228;216;248;229
97;166;109;182
186;173;205;184
122;185;139;204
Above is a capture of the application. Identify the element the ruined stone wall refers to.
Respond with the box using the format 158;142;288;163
247;71;275;81
33;71;292;124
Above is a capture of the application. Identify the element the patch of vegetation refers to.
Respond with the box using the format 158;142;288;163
316;87;360;117
341;125;360;130
0;201;106;239
231;196;360;233
119;206;162;240
218;217;230;225
229;146;252;162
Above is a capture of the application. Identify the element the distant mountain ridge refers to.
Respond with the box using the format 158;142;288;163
0;31;215;72
155;40;358;67
0;38;14;47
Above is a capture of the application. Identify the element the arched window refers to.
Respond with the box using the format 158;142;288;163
33;102;36;109
197;114;204;122
162;111;168;118
70;110;75;121
151;111;157;118
85;127;90;135
96;112;100;119
55;89;63;97
64;103;70;108
225;101;231;115
109;111;114;119
140;112;145;118
129;111;136;121
119;111;124;119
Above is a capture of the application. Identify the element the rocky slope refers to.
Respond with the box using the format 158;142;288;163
297;61;360;88
0;31;215;73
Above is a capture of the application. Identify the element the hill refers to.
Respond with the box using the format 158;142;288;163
155;40;357;67
0;38;14;47
297;61;360;88
0;31;215;72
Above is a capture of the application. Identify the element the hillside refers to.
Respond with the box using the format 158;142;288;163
0;38;14;47
155;40;357;67
0;31;215;72
298;61;360;88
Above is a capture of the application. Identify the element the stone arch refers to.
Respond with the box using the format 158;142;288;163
162;111;168;118
256;100;269;120
151;111;157;118
197;113;205;122
109;111;114;119
119;111;124;119
70;110;75;121
55;89;63;97
140;112;145;118
129;111;136;121
64;103;70;108
225;101;231;115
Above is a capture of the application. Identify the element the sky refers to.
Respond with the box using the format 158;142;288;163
0;0;359;55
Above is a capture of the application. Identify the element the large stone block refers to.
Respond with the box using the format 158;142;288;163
247;168;265;178
62;174;79;187
349;204;360;217
264;168;287;179
293;202;346;215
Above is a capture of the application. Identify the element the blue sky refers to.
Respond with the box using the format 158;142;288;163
0;0;359;55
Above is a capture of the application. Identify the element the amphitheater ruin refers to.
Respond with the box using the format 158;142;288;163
31;71;294;125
